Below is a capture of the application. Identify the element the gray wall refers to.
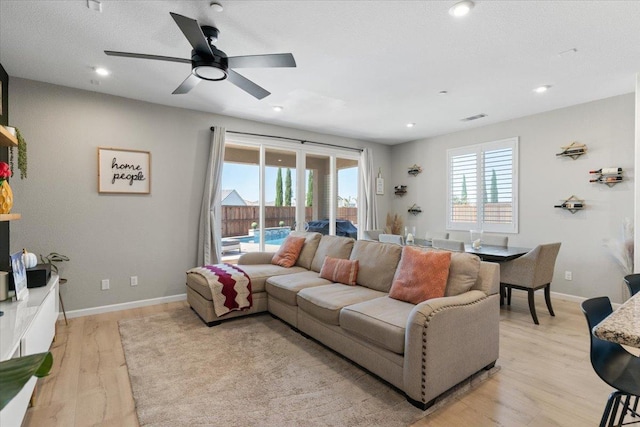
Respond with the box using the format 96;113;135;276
390;93;635;303
8;78;391;311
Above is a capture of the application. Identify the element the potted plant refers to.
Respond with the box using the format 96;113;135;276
4;126;27;180
40;252;70;275
0;352;52;410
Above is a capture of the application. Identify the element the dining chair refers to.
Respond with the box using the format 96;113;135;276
581;297;640;427
431;238;464;252
499;242;561;324
482;234;508;247
378;234;404;245
424;231;449;241
624;274;640;297
363;229;383;241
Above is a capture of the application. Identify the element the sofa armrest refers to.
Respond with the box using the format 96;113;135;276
403;291;499;405
237;252;276;265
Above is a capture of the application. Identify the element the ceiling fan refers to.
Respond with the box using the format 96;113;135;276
105;12;296;100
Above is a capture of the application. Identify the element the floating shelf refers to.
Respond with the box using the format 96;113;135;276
554;195;584;214
408;204;422;215
0;126;18;147
394;185;407;196
408;164;422;176
590;168;623;187
0;213;21;221
556;141;587;160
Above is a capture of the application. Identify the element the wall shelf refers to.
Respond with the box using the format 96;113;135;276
590;168;623;187
554;195;584;214
0;213;21;221
394;185;407;196
0;126;18;147
408;164;422;176
556;142;586;160
408;204;422;215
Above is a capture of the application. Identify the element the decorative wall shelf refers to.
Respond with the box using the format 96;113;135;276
554;195;584;214
408;164;422;176
394;185;407;196
408;204;422;215
590;168;623;187
0;126;18;147
0;213;21;221
556;141;586;159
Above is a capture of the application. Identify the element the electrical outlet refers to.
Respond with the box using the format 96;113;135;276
101;279;110;290
130;276;138;286
565;271;572;281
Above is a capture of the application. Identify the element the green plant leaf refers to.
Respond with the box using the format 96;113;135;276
0;352;53;410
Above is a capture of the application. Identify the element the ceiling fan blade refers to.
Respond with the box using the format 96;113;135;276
228;53;296;69
172;74;200;94
170;12;213;57
105;51;191;64
227;70;270;99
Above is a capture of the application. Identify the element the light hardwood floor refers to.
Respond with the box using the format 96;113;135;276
23;294;622;426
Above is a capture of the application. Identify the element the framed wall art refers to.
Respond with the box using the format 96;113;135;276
11;250;28;301
98;147;151;194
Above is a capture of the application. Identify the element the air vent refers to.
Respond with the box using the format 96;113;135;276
461;113;487;122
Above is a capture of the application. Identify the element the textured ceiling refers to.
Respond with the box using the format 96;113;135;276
1;1;639;145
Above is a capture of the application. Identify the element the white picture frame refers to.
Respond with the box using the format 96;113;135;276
98;147;151;194
376;177;384;195
11;251;28;301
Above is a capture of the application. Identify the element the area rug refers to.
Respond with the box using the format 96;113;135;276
119;307;499;426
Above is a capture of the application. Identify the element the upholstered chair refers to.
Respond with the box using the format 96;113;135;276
482;235;509;247
431;238;465;252
362;229;384;241
500;242;561;324
378;234;404;245
424;231;449;241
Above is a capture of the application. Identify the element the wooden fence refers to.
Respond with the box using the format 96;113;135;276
451;203;512;223
222;206;358;237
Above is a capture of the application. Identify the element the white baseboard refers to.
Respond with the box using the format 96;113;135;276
59;293;187;320
549;291;586;303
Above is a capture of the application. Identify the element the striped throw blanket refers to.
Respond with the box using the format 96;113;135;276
187;264;252;317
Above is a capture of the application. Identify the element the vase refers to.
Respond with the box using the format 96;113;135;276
0;180;13;214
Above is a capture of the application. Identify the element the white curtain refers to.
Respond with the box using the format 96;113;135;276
197;126;226;265
360;147;378;232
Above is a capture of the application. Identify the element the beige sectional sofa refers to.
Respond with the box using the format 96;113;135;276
186;231;500;409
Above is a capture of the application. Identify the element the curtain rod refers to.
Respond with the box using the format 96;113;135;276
210;127;364;153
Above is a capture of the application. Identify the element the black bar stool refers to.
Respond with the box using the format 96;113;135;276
624;274;640;297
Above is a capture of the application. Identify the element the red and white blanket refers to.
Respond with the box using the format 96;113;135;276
187;264;252;317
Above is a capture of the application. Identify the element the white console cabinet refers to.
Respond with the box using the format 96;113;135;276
0;275;59;427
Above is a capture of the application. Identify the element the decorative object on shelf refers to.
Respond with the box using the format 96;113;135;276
98;147;151;194
8;127;27;179
407;204;422;215
405;226;416;245
10;250;28;301
554;195;585;214
394;185;407;196
0;161;13;214
408;164;422;176
470;229;483;249
589;167;623;187
556;141;587;159
384;213;404;235
40;252;70;275
376;168;384;195
0;351;53;411
22;249;38;269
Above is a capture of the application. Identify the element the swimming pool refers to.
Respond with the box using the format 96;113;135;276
233;229;291;245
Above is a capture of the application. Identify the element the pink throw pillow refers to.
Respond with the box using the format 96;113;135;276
271;236;306;268
320;256;359;286
389;246;451;304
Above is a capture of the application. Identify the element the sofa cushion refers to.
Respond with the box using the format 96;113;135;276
349;240;402;292
265;271;332;306
389;247;451;305
297;284;386;326
310;235;355;272
446;252;481;296
319;256;359;286
186;264;306;301
340;296;414;355
289;231;322;270
271;235;306;268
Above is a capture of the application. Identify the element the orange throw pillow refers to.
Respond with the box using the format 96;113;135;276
320;256;359;286
389;246;451;305
271;236;306;268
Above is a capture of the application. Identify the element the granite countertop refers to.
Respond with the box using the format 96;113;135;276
593;294;640;348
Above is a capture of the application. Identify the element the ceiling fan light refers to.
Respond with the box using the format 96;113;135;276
534;85;551;93
449;0;474;17
193;64;227;81
273;106;284;112
94;67;110;76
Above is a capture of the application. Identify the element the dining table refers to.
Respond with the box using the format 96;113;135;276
593;292;640;348
463;244;531;262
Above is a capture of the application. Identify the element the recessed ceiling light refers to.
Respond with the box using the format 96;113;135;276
439;90;448;95
406;123;416;128
94;67;110;76
534;85;551;93
449;0;474;17
210;2;223;12
273;106;284;112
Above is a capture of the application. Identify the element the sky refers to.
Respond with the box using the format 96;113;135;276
222;163;358;204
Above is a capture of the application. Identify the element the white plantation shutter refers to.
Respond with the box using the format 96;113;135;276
447;137;518;233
